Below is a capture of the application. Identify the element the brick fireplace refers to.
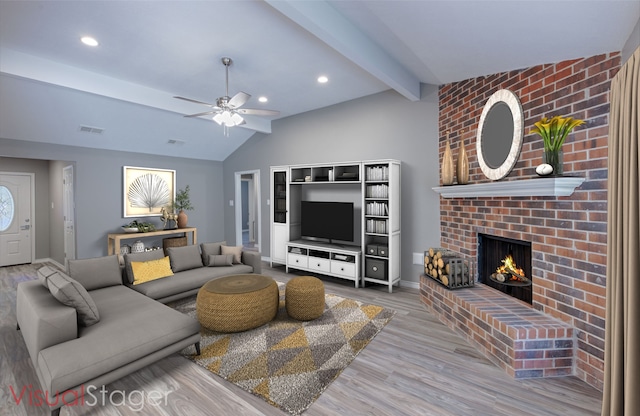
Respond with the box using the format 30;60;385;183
422;52;620;391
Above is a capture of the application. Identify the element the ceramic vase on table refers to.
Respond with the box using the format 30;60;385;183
177;210;188;228
441;139;454;186
131;240;145;253
543;149;563;175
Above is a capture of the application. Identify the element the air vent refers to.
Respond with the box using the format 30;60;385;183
79;125;104;134
167;139;185;145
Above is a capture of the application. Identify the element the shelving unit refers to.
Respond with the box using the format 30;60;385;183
362;161;401;292
270;166;288;266
270;159;401;292
289;163;361;183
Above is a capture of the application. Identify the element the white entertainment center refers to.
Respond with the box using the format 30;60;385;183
270;159;401;292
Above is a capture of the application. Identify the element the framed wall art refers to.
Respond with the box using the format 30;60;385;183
123;166;176;218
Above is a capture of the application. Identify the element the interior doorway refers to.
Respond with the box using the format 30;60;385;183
63;165;76;266
0;172;35;266
234;170;260;252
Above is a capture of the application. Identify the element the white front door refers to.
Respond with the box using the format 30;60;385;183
0;173;33;266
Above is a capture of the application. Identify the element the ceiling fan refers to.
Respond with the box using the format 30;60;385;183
174;57;279;133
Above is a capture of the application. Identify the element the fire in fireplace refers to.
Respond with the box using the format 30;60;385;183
478;234;532;304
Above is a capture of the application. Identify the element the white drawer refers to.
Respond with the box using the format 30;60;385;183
331;261;356;278
288;253;308;269
308;257;331;273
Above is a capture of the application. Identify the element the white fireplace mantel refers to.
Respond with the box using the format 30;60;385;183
432;176;585;198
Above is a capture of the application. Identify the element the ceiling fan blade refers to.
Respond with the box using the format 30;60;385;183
237;108;280;116
184;110;218;118
174;96;215;107
228;91;251;109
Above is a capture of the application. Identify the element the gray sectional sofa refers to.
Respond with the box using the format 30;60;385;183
16;241;261;416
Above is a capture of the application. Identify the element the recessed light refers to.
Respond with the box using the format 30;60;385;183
258;96;268;103
317;75;328;84
81;36;99;47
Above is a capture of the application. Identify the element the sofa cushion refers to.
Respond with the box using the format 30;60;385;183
47;271;100;327
208;254;234;267
131;256;174;285
37;265;58;288
37;285;200;394
128;264;253;300
200;241;226;266
67;255;122;290
167;245;203;272
221;245;243;264
124;250;165;284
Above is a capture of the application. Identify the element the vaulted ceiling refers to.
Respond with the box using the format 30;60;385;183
1;1;638;161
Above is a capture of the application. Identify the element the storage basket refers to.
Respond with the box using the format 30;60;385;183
163;236;187;255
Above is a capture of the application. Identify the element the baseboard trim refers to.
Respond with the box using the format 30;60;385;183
34;258;65;270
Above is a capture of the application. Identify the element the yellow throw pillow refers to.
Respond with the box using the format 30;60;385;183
221;245;243;264
131;256;174;285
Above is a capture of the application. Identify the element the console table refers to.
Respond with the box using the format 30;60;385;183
107;228;197;255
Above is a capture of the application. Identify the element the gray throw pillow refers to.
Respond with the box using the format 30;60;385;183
200;241;226;266
167;245;203;272
47;271;100;327
37;265;58;288
67;255;122;291
124;250;165;284
208;254;234;267
221;245;243;264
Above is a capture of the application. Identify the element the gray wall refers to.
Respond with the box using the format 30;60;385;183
223;85;442;284
1;139;226;260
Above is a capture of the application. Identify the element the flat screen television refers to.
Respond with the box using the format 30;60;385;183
301;201;354;243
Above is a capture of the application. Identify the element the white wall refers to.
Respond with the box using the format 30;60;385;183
223;85;442;284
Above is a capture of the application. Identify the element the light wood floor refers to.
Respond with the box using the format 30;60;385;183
1;262;603;416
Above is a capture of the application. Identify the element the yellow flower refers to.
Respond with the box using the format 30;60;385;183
530;115;585;152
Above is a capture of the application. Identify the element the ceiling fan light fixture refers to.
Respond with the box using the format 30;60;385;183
213;110;244;127
231;112;244;125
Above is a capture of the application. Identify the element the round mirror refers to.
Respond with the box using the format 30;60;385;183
476;89;524;180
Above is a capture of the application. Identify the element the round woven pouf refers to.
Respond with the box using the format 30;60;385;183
285;276;325;321
196;274;278;333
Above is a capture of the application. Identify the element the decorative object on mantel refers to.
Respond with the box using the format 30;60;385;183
456;138;469;185
173;185;194;228
530;115;585;176
119;244;131;255
441;131;454;185
476;89;524;181
131;240;145;253
535;163;554;176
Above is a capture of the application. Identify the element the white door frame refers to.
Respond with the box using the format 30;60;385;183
0;172;35;265
234;169;261;251
63;165;76;266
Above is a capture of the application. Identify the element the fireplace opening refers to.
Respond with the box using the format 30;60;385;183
478;233;532;304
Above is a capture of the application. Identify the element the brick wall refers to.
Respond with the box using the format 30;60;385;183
437;52;620;390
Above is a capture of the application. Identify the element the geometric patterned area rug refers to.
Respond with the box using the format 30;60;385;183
170;283;395;415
